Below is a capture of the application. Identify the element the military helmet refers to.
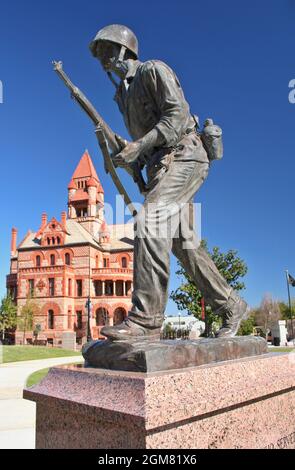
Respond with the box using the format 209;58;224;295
89;24;138;59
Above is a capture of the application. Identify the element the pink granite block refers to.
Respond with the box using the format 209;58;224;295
24;352;295;449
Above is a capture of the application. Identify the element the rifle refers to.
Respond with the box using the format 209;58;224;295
52;60;145;215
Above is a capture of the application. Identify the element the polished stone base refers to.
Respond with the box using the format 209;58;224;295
82;336;267;372
24;352;295;449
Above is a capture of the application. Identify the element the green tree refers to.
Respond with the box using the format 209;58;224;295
0;294;17;342
170;240;248;336
237;314;255;336
18;295;40;344
33;323;42;344
278;300;295;320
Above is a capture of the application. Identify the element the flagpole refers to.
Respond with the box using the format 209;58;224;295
285;270;294;344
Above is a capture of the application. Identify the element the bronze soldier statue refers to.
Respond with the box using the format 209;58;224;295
89;24;248;341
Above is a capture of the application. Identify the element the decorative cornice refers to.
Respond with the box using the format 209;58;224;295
19;266;74;274
92;268;133;275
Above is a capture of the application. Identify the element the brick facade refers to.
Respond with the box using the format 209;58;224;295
7;151;133;347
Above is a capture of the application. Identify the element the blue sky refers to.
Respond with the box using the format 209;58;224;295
0;0;294;312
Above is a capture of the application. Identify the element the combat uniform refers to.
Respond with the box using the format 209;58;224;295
114;59;233;329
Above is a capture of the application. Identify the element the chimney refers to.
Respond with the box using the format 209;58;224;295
11;227;17;257
61;211;67;231
41;212;47;228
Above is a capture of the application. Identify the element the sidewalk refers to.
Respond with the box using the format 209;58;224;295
0;355;83;449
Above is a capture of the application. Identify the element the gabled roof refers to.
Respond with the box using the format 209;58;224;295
72;150;100;182
35;217;65;239
18;220;134;251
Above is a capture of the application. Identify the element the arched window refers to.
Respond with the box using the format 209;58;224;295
50;254;55;266
121;257;127;268
36;255;41;267
47;237;50;245
52;237;55;245
96;308;109;326
65;253;71;266
113;307;126;325
57;237;61;245
48;310;54;329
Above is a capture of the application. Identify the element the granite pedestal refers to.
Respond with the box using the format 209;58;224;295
24;349;295;449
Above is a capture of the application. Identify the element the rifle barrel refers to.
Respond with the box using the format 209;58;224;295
52;60;120;154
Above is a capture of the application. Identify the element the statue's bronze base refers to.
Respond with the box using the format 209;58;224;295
82;336;267;373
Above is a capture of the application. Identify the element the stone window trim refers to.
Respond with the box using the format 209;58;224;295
65;253;71;266
76;310;83;330
103;257;110;268
117;253;131;268
28;279;35;297
48;309;54;330
33;252;45;268
48;278;55;297
76;279;83;297
45;249;60;265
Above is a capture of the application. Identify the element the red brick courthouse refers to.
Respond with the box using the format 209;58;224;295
6;151;134;346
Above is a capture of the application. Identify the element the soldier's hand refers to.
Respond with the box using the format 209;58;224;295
112;141;142;167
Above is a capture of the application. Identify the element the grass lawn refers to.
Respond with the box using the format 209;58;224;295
26;367;50;387
26;360;82;387
1;345;82;363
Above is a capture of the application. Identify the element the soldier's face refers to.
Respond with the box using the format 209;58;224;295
95;41;121;72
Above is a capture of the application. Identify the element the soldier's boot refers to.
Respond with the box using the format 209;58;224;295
215;290;250;338
101;317;161;341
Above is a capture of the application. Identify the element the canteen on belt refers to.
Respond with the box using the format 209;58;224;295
201;118;223;161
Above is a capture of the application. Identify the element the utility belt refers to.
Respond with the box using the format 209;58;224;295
133;126;199;194
140;125;198;166
132;116;223;193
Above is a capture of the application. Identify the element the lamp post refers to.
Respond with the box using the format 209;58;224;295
86;245;93;343
85;297;92;342
286;270;295;345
